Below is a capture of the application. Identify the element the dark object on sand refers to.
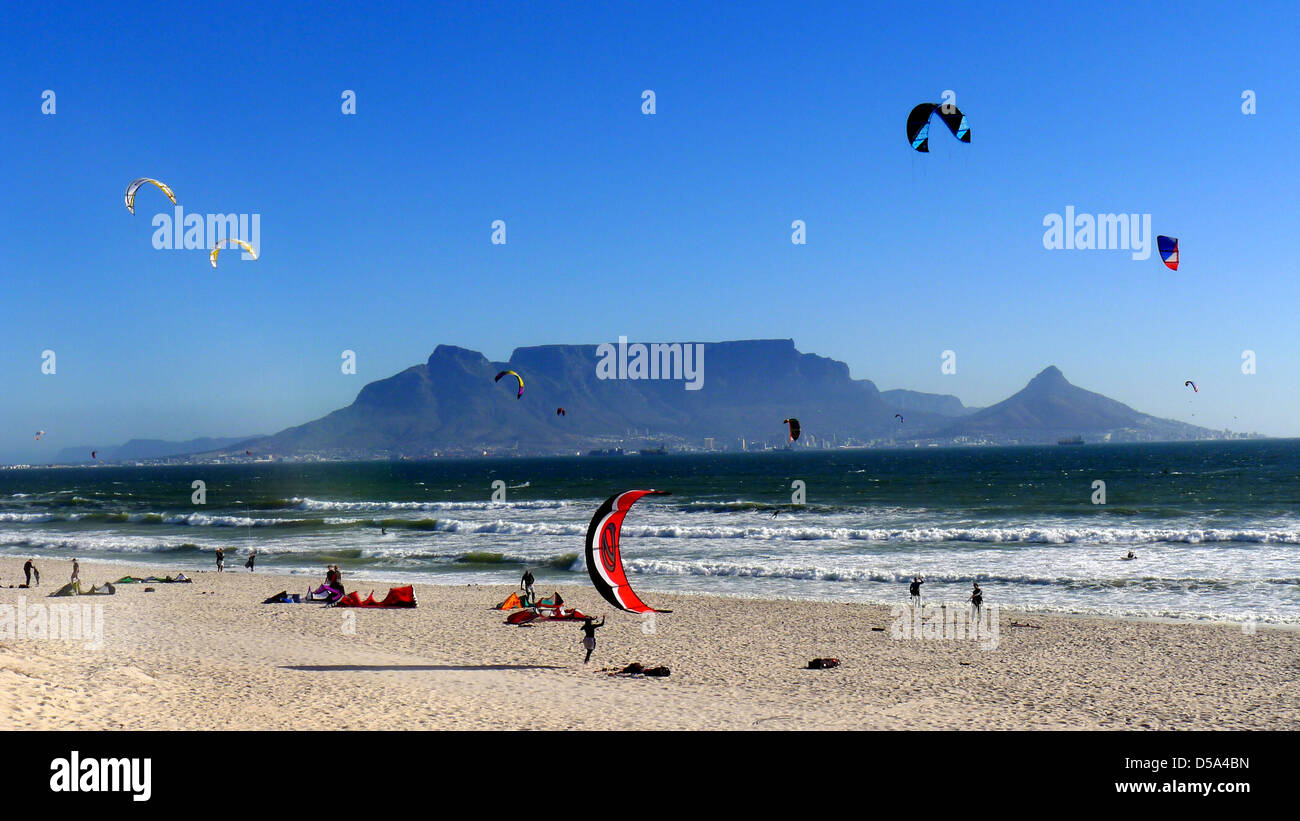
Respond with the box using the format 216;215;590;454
607;662;670;677
807;657;840;669
870;627;885;632
1008;622;1041;628
144;587;156;592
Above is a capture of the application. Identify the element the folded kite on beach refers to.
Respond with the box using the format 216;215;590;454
505;607;589;625
113;574;191;584
262;591;309;604
494;591;525;610
332;585;417;608
49;581;115;597
306;584;343;603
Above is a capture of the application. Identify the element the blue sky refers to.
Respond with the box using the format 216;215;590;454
2;0;1296;461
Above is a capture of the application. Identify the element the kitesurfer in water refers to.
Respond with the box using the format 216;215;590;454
1123;550;1137;560
970;582;983;615
909;576;924;607
580;616;606;664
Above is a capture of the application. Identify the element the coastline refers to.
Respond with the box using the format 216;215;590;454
2;557;1297;730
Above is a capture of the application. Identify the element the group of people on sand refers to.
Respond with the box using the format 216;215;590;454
214;547;258;573
909;576;983;614
519;568;604;663
325;564;345;594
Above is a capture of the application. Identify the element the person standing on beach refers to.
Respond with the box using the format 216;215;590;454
909;576;923;607
579;616;605;664
521;568;535;603
245;550;256;572
23;559;38;587
970;582;983;616
71;558;80;584
216;547;225;573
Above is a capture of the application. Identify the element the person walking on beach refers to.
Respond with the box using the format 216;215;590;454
23;559;38;587
245;550;256;572
909;576;924;607
215;547;225;573
71;558;80;584
970;582;983;616
521;568;535;603
579;616;606;664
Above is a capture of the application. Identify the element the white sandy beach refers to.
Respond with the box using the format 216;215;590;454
1;557;1296;730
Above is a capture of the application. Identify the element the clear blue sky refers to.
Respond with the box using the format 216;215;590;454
2;0;1296;462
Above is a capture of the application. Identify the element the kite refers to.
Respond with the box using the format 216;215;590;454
209;238;257;268
783;417;801;442
1157;236;1179;271
556;407;566;416
907;102;971;153
895;413;904;423
495;370;524;399
124;178;177;214
1185;380;1198;393
584;490;672;614
91;451;97;459
35;430;45;440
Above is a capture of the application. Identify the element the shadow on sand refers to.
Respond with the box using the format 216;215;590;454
282;664;564;672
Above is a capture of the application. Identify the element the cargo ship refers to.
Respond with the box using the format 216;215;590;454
1057;435;1084;445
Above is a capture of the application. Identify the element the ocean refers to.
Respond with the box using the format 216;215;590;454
2;440;1297;623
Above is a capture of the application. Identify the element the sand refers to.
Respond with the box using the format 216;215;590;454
1;557;1297;730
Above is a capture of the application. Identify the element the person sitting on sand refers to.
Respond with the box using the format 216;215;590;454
909;576;923;607
970;582;983;615
580;616;605;664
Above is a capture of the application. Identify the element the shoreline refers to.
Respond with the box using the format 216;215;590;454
2;557;1297;730
4;552;1295;631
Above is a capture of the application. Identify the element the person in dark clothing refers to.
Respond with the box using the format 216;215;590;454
215;548;225;573
520;569;535;603
909;576;924;607
245;551;256;572
23;559;38;587
970;582;983;615
580;617;605;664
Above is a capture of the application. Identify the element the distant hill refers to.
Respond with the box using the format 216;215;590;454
58;436;258;463
76;345;1229;462
932;366;1211;443
881;389;977;417
237;340;946;456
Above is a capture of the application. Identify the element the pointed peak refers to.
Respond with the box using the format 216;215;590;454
1027;365;1068;387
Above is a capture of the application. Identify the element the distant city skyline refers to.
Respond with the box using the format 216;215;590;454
4;0;1296;462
